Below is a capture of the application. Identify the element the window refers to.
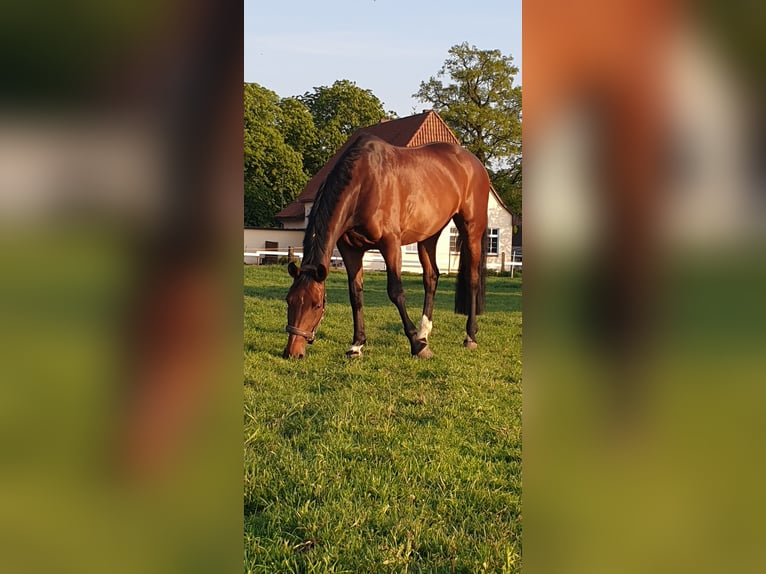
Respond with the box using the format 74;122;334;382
449;227;462;254
487;228;499;255
404;243;418;253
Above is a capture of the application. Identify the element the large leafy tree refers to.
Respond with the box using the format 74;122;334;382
299;80;387;175
489;161;522;219
244;83;312;227
277;97;318;162
414;43;522;211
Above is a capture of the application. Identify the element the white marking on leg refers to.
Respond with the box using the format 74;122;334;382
348;344;364;355
417;315;433;341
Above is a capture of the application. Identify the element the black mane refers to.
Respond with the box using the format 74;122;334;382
302;134;372;265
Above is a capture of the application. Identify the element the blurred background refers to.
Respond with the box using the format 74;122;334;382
524;1;766;572
3;0;766;572
0;1;241;572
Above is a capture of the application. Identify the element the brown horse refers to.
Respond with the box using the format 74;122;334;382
283;133;490;359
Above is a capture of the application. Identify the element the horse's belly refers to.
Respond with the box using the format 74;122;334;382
400;199;459;243
400;222;449;245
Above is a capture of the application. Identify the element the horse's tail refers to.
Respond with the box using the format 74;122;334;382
455;228;487;316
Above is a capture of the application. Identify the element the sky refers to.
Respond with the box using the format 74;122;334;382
245;0;522;117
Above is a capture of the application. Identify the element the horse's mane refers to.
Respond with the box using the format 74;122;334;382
303;134;371;264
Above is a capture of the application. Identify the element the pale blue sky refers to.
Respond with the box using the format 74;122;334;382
245;1;522;117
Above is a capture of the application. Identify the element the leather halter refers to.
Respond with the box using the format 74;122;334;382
285;297;326;344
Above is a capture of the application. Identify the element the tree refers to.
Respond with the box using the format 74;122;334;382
278;97;318;163
489;161;522;219
244;83;310;227
299;80;388;175
414;43;522;168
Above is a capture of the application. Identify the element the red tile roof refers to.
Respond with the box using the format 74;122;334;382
276;111;461;222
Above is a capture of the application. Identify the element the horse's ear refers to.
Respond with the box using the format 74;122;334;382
287;261;300;278
315;264;328;282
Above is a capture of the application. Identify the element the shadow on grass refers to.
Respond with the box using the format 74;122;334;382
244;342;286;360
275;403;327;440
245;266;522;314
244;283;350;304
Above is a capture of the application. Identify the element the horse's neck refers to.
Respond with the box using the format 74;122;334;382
305;179;360;266
305;210;350;268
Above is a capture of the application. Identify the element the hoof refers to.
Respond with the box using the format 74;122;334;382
463;338;478;350
415;345;434;359
346;344;364;358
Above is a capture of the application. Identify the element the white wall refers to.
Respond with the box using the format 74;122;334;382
486;191;516;271
280;220;306;230
244;228;304;263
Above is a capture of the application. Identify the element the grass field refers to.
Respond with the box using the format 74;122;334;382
244;264;522;573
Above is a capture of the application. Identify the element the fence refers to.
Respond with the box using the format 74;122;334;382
244;245;343;267
244;245;521;276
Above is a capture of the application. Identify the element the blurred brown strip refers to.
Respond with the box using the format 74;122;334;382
111;0;243;480
524;1;683;392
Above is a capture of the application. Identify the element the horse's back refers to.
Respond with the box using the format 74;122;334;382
347;135;489;243
355;133;490;202
412;140;491;209
359;136;487;187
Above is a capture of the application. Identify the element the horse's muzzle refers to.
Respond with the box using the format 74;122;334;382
283;331;308;359
283;346;305;359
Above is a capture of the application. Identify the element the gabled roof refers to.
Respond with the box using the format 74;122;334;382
276;111;460;221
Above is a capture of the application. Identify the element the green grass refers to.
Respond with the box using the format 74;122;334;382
244;265;522;573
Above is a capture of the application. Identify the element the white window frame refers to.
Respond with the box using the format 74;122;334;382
404;243;418;253
449;227;461;254
487;228;500;256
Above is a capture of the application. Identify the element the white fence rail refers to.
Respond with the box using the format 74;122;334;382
244;245;521;276
244;247;343;267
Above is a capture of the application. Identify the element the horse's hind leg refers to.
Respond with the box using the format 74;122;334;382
379;241;431;358
454;216;486;350
466;230;485;349
338;244;366;357
416;234;440;344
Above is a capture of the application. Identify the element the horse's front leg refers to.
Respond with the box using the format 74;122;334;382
380;243;432;358
416;235;440;344
339;245;366;357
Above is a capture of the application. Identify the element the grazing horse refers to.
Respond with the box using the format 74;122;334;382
283;133;490;359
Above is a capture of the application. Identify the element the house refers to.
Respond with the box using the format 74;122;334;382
248;110;521;273
244;227;305;265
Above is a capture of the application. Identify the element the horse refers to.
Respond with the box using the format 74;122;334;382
283;133;490;359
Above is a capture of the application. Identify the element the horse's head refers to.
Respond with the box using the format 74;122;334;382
283;261;328;359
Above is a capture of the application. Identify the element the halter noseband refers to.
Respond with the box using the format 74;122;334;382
285;297;326;344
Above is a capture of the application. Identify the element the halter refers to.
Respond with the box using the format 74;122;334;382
285;297;326;344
